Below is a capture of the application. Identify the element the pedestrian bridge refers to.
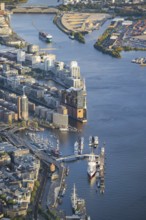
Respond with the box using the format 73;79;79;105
56;154;99;162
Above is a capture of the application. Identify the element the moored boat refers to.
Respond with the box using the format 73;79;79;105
87;154;97;178
74;141;79;155
89;136;92;146
71;184;86;215
94;136;99;146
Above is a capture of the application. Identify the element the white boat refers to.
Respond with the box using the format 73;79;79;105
78;137;84;154
74;141;79;155
101;147;105;156
94;136;99;145
87;154;97;178
71;184;86;215
71;184;78;212
89;136;92;146
80;137;84;150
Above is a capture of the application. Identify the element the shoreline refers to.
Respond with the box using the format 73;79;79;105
54;12;111;43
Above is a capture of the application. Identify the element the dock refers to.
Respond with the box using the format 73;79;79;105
56;154;99;162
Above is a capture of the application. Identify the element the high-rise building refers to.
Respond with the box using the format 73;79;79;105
21;87;28;120
0;3;5;11
70;61;81;79
17;96;21;120
17;87;28;121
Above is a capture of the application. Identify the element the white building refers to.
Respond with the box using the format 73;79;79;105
53;112;68;129
17;50;26;62
70;61;81;79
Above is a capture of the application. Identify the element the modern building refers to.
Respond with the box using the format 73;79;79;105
53;112;68;130
0;3;5;11
17;87;29;120
61;86;87;123
70;61;81;79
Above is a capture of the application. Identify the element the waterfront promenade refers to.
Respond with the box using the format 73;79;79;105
0;128;66;218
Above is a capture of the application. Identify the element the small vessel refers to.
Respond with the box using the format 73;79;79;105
69;32;75;40
94;136;99;146
66;167;69;176
89;136;92;146
61;187;66;197
87;154;97;178
79;137;84;149
78;136;84;154
74;141;79;155
50;139;62;157
39;31;52;43
71;184;86;215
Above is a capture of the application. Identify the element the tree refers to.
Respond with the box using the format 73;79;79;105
21;120;26;127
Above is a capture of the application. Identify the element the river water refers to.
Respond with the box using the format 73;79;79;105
10;9;146;220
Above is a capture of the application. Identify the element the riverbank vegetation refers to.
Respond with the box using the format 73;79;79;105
74;32;85;44
2;0;27;3
94;28;121;58
58;2;101;12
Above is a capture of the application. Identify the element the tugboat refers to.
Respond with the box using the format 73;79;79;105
39;31;52;43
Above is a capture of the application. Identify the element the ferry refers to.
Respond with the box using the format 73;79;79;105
39;31;52;43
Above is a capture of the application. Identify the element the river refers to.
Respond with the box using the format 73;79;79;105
10;9;146;220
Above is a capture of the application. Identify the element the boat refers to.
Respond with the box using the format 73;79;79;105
71;184;86;215
87;154;97;178
94;136;99;146
78;137;84;150
65;167;69;176
89;136;92;146
69;32;75;40
50;139;62;157
39;31;52;43
74;141;79;155
77;136;84;154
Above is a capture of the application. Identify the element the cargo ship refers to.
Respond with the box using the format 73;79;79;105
39;31;52;43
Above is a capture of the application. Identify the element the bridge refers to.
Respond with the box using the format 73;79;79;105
11;6;59;14
56;154;99;162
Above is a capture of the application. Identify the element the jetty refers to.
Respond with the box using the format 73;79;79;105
56;153;99;162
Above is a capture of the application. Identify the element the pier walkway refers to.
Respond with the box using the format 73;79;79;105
56;154;98;162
